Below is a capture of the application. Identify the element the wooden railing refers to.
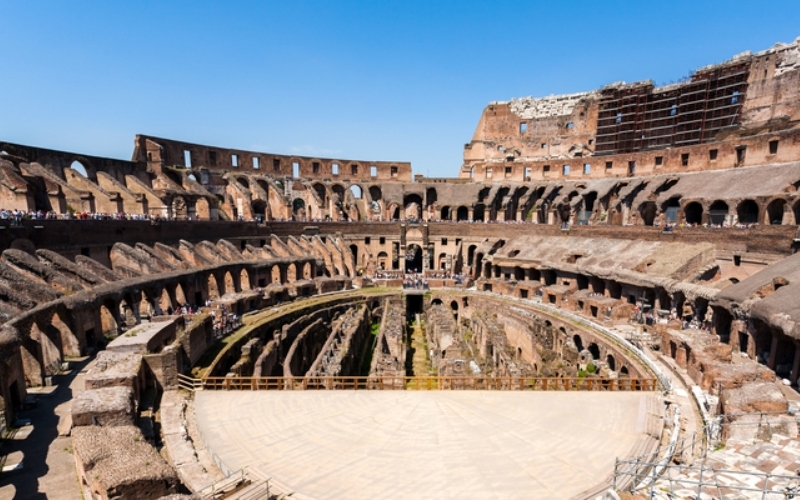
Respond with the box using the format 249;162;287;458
200;376;657;392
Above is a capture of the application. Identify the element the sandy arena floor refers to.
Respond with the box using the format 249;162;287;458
195;390;653;499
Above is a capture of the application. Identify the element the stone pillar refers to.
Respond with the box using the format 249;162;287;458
468;208;474;221
791;344;800;386
768;335;780;370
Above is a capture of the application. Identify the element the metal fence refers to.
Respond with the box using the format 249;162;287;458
199;375;657;391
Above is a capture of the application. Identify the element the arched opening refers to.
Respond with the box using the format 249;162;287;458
573;335;583;352
32;323;62;376
158;288;171;314
349;244;359;271
638;201;657;226
349;185;363;200
251;200;267;222
369;186;382;202
172;196;188;220
467;245;477;267
207;274;221;300
99;301;119;337
456;206;469;221
473;204;485;222
606;354;616;371
587;343;600;361
313;183;327;204
766;199;786;225
620;366;629;376
240;269;251;290
175;283;187;307
708;200;729;226
287;263;297;282
426;187;437;208
403;194;423;221
736;199;759;224
271;266;282;284
292;198;306;220
405;244;423;273
438;253;447;270
224;271;235;294
474;253;484;278
440;206;451;220
662;196;681;224
70;160;89;178
377;251;389;270
684;202;703;225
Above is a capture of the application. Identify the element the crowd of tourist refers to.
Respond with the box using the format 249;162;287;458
0;209;183;223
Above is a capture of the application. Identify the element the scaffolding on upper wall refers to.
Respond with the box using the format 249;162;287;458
594;62;750;156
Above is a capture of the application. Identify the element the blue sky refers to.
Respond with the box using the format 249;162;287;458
1;1;799;178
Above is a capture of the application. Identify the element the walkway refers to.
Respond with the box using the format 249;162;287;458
0;358;89;500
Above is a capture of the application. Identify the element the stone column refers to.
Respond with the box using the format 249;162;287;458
791;344;800;386
768;335;780;370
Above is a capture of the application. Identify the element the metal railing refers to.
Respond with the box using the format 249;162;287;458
177;373;203;392
200;375;657;391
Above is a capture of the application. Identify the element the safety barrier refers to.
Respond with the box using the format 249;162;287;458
200;375;657;391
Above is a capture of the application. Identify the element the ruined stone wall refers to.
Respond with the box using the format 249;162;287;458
135;134;412;182
462;38;800;182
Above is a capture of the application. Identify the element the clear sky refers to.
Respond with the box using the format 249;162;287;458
1;1;799;178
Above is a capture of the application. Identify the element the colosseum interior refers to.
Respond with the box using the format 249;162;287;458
2;37;800;499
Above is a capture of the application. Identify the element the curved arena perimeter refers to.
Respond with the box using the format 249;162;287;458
2;37;800;499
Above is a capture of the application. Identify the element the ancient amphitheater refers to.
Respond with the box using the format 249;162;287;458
2;38;800;500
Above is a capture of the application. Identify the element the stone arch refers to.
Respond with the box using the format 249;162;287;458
49;309;80;357
736;199;759;224
120;293;140;327
587;342;601;361
31;322;62;376
457;206;469;221
158;287;172;314
271;265;282;284
638;201;657;226
349;184;363;200
20;334;45;386
572;334;583;352
467;245;477;267
369;185;382;202
207;274;221;300
404;193;423;220
708;200;729;225
473;204;486;222
440;206;451;220
312;183;327;204
474;252;484;278
224;271;235;294
251;199;267;222
684;201;703;225
240;268;251;290
99;299;120;337
292;198;306;219
172;196;188;220
766;198;787;225
303;262;312;279
174;283;187;307
377;251;389;270
426;187;437;208
606;353;616;371
287;263;297;282
69;159;90;179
